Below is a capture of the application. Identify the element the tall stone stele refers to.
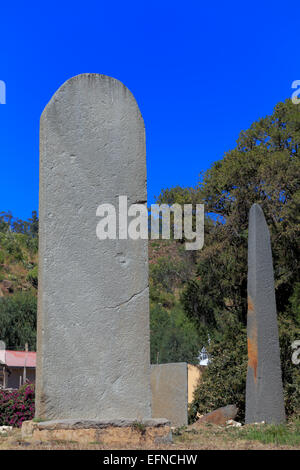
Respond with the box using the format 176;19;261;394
246;203;286;424
36;74;152;420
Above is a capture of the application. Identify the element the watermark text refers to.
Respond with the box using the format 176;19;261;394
96;196;204;251
0;81;6;104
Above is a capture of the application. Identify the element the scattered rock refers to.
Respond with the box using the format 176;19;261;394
193;405;238;426
0;425;13;435
226;419;242;427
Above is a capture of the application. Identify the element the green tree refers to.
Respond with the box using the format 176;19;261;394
0;291;37;350
150;303;201;365
189;99;300;325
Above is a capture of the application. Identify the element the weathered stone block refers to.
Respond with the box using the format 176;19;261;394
151;363;188;427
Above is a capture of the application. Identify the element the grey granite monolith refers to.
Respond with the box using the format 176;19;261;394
36;74;151;420
246;204;285;424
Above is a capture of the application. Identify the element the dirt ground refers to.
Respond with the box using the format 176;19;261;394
0;422;299;450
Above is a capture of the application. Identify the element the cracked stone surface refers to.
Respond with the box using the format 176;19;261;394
36;74;151;420
246;204;285;424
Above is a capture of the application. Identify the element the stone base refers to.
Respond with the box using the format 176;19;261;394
22;418;172;446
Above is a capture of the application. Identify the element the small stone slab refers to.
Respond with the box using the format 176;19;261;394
151;363;188;427
22;419;172;445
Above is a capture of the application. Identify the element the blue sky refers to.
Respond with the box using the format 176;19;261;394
0;1;299;220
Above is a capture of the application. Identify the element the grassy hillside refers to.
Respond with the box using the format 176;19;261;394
0;212;38;298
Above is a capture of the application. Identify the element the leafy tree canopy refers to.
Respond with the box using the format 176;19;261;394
0;291;37;351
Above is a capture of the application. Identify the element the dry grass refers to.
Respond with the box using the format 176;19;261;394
1;421;299;450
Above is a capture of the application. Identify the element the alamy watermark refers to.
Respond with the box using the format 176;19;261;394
0;81;6;104
96;196;204;251
291;80;300;104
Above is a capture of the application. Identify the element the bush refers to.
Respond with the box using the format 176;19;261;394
0;383;35;427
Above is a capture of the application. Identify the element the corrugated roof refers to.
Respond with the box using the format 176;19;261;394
3;350;36;368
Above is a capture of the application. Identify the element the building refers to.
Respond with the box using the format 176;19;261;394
0;350;36;389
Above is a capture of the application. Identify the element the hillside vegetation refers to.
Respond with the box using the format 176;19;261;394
0;212;38;350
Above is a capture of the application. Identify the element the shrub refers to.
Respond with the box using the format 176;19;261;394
0;383;35;427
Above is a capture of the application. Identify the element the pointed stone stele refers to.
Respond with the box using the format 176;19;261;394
246;204;286;424
24;74;171;445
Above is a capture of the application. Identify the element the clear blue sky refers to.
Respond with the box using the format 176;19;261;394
0;1;299;220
